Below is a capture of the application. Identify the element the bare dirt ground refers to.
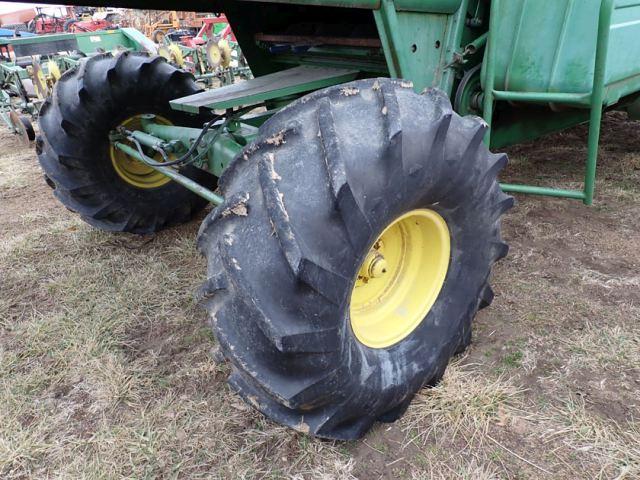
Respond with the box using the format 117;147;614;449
1;113;638;479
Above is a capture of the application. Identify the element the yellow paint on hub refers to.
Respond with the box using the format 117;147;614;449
110;115;172;189
47;60;61;82
350;209;451;349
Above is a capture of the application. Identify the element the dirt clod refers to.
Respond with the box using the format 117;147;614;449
266;130;286;146
221;193;249;217
340;86;360;96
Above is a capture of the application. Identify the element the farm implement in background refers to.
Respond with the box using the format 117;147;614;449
143;10;210;44
0;28;155;141
154;14;252;85
5;0;639;439
0;5;120;35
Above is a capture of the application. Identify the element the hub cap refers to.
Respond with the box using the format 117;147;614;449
109;115;172;189
350;209;451;349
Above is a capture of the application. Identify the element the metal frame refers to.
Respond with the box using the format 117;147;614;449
483;0;615;205
113;142;224;204
373;0;469;93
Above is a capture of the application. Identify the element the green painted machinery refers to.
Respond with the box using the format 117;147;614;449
218;0;640;204
28;0;640;204
0;27;155;58
22;0;640;439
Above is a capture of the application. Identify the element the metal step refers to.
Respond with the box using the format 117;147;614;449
170;65;359;114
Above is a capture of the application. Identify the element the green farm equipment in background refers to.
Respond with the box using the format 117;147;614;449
0;27;156;140
10;0;640;439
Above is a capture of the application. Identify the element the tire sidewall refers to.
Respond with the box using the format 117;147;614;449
258;80;500;407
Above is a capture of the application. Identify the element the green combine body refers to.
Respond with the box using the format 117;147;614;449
203;0;640;204
10;0;640;439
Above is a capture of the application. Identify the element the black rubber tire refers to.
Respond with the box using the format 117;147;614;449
197;78;513;440
37;51;213;234
152;29;166;44
12;113;35;143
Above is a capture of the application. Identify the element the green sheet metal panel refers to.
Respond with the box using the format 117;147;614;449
74;29;143;54
0;29;148;56
374;0;468;93
489;0;640;106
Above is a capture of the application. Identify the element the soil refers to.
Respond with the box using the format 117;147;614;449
1;110;638;479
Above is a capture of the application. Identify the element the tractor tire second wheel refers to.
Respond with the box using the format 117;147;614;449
37;52;213;234
152;29;166;44
197;78;513;440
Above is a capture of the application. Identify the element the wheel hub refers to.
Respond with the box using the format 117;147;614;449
109;114;173;189
350;209;451;349
359;244;388;281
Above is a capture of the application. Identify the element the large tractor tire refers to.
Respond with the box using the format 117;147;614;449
197;78;513;440
37;52;213;234
151;29;166;44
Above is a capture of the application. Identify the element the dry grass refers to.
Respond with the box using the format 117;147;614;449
403;361;525;444
0;131;352;479
1;111;640;479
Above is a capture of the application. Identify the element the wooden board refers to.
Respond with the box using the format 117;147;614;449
171;65;359;113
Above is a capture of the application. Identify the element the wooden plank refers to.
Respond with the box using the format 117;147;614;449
171;65;359;113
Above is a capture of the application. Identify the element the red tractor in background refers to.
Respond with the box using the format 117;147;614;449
26;6;69;34
64;10;119;33
11;6;119;35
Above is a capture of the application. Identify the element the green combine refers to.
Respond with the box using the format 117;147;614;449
15;0;640;439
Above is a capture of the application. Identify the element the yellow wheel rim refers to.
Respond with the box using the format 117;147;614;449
158;46;172;62
206;42;222;68
109;115;172;189
350;209;451;349
168;43;185;68
47;60;61;82
218;39;232;68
